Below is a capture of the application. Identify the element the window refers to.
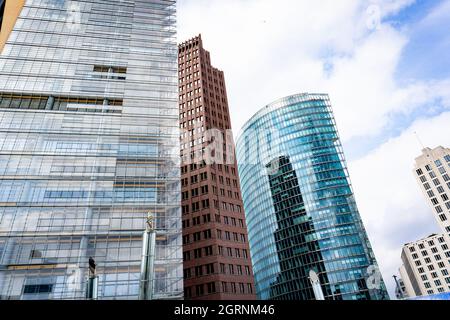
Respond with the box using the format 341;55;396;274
228;264;234;274
183;251;191;261
185;287;192;298
206;263;214;275
195;266;203;277
205;246;213;256
207;282;216;294
203;229;212;239
245;266;251;275
237;265;243;275
196;285;204;296
23;284;53;294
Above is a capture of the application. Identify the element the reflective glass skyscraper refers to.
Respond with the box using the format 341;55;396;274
236;93;389;300
0;0;182;300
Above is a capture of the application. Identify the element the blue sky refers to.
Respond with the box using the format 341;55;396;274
178;0;450;299
346;0;450;159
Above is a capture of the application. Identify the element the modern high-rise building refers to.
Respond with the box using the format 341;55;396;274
236;93;389;300
414;146;450;235
398;233;450;298
178;35;256;300
0;0;182;300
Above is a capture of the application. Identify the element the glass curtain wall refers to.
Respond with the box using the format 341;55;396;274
0;0;182;300
236;93;389;300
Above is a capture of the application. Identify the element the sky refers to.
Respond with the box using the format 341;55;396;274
177;0;450;299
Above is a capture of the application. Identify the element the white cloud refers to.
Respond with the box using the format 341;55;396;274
178;0;449;142
349;111;450;298
178;0;450;299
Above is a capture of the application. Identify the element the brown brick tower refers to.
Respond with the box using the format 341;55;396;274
178;35;256;300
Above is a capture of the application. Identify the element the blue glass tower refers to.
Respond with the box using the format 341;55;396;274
236;93;388;300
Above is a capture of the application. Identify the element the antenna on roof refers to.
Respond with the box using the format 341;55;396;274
414;131;425;150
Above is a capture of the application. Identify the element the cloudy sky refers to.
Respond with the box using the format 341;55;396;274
177;0;450;298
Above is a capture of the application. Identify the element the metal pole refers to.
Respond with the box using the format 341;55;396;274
309;270;325;300
86;276;98;300
139;212;156;300
86;258;98;300
393;275;404;299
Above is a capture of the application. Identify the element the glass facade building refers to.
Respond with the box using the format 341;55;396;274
0;0;182;300
236;93;389;300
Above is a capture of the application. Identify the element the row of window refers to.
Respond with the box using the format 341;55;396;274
182;229;247;245
182;245;249;260
183;263;252;279
181;162;237;176
419;269;450;281
409;237;447;251
423;276;450;291
182;214;245;229
181;201;243;215
184;281;253;298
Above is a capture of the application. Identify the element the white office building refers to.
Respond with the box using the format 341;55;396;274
396;146;450;299
399;233;450;298
414;146;450;235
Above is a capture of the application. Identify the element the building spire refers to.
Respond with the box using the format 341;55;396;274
414;131;425;150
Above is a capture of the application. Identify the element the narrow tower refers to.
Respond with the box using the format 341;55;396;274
178;35;256;300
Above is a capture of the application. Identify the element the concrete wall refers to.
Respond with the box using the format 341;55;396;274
0;0;25;53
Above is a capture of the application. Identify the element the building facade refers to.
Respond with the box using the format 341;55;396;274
394;275;409;299
0;0;182;300
395;146;450;299
399;233;450;297
236;93;389;300
178;35;256;300
414;147;450;235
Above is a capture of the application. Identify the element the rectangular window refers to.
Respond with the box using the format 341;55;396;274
23;284;53;294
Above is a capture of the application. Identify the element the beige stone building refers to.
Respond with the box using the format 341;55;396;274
414;146;450;235
397;146;450;299
399;233;450;298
